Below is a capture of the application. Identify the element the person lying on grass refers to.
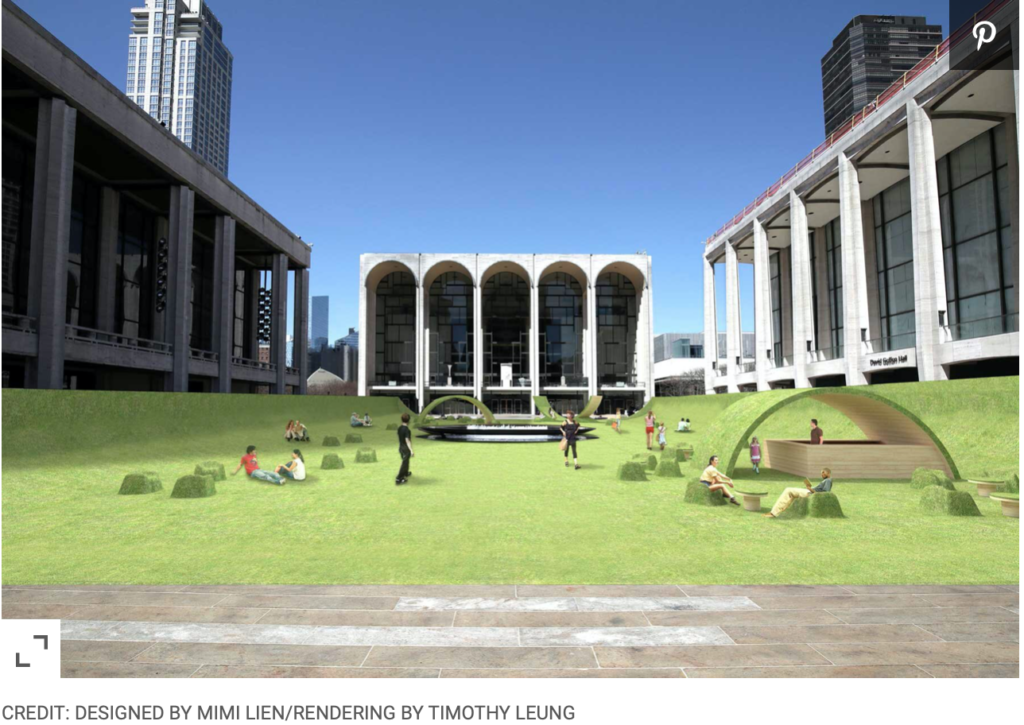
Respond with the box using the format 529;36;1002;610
275;449;306;481
764;468;833;518
701;455;739;505
232;445;284;485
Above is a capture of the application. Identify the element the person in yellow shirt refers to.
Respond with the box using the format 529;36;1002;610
764;469;834;518
700;456;739;506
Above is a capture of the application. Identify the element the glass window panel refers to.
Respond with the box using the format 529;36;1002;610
955;233;1001;298
952;176;997;242
937;156;948;195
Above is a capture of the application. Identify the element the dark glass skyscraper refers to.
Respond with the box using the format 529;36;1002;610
821;15;942;136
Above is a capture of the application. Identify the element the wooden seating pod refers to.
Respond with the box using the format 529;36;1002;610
969;479;1003;497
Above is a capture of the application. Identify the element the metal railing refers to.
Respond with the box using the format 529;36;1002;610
739;362;757;374
232;356;275;371
2;312;37;332
949;313;1018;342
809;346;844;362
703;0;1011;248
66;324;172;355
429;372;473;387
286;366;299;376
483;373;532;388
599;373;639;387
865;332;916;353
189;347;218;363
715;364;728;377
772;354;793;368
540;374;589;388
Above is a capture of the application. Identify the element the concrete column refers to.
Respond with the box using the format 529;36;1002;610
294;268;309;394
837;152;870;386
789;191;812;389
415;281;425;411
813;228;830;350
752;219;772;391
780;247;793;362
530;280;540;405
473;280;483;400
587;283;598;397
906;98;949;382
640;278;654;399
165;185;195;392
95;188;119;333
702;255;718;394
245;267;260;360
724;241;741;393
212;216;236;393
271;253;288;394
27;98;76;389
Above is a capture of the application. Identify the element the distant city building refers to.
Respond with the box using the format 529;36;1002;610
308;340;357;383
336;327;359;350
821;15;941;136
311;295;329;345
654;332;754;396
126;1;233;175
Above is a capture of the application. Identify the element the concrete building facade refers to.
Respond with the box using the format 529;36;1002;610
126;0;233;175
2;0;309;393
653;331;754;396
358;253;655;415
704;3;1018;395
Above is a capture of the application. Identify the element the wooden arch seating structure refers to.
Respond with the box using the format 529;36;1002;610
418;396;495;425
532;395;604;419
696;388;958;480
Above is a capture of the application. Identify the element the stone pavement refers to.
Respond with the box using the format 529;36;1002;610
2;584;1018;678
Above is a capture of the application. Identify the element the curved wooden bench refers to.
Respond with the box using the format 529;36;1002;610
734;490;768;512
968;479;1002;497
989;494;1019;519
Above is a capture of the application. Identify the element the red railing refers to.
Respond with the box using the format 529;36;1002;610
704;0;1010;247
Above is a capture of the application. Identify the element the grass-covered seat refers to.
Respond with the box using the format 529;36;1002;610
345;433;364;444
684;480;727;506
654;459;682;478
171;474;216;499
989;492;1019;518
118;472;162;495
321;453;344;470
778;491;845;519
193;461;226;481
616;462;648;481
910;467;955;490
355;448;377;463
322;436;341;447
386;423;399;431
919;485;980;517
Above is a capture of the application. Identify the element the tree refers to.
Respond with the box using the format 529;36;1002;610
658;369;705;397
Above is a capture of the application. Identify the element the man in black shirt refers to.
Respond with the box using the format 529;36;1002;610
396;412;415;485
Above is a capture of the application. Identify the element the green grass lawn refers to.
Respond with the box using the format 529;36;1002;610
1;378;1018;586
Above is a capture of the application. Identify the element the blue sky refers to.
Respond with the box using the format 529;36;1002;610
18;0;949;341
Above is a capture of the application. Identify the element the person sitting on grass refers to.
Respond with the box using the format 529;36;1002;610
350;412;364;427
764;468;833;518
293;421;309;442
284;420;295;441
701;455;739;506
677;417;686;432
232;445;284;485
362;413;374;427
275;450;306;481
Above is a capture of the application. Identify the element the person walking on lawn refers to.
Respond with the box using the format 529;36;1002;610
561;410;582;470
395;413;415;485
750;436;762;474
700;455;739;505
232;445;284;485
764;468;833;518
644;410;656;450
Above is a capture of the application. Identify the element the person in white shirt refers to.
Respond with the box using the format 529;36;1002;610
275;450;306;481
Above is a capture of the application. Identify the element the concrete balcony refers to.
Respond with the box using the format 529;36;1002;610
2;312;38;357
64;324;173;372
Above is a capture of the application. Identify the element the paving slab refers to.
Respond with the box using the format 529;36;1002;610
678;585;853;597
917;663;1019;678
256;610;454;627
750;595;936;610
134;643;370;666
363;646;600;670
576;597;758;612
452;612;650;628
214;595;399;611
64;606;269;625
309;626;519;648
916;593;1020;608
60;640;156;663
645;609;845;627
841;585;1013;595
684;664;931;678
5;585;188;593
191;665;440;678
722;624;942;645
4;589;228;607
179;585;517;597
2;603;81;620
913;621;1020;643
440;668;684;678
62;662;200;678
515;585;685;597
63;620;319;646
395;597;577;612
519;626;732;647
833;607;1020;624
594;644;830;669
811;641;1020;666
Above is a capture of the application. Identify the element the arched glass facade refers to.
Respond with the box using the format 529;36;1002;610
374;270;416;385
482;271;530;387
595;272;637;386
428;271;473;387
539;272;584;387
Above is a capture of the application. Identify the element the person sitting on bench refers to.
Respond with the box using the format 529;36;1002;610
764;468;833;518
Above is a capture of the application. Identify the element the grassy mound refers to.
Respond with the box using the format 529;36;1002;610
808;492;845;518
345;433;363;444
321;454;343;470
654;459;682;478
1004;474;1020;494
386;423;398;431
170;474;215;499
920;485;981;516
355;448;377;463
193;461;225;481
322;436;341;447
118;472;162;495
645;454;658;471
684;480;727;506
616;462;647;481
911;468;955;490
